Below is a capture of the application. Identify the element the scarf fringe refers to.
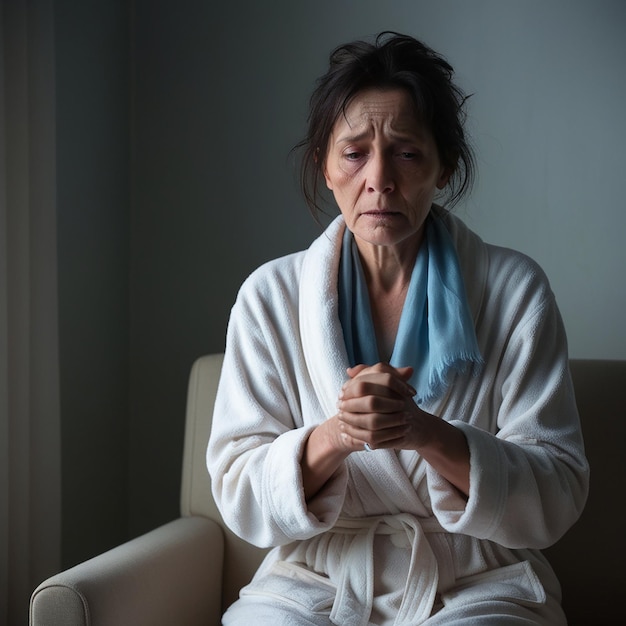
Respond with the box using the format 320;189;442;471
421;353;484;404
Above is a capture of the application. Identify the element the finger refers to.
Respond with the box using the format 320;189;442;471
347;363;416;396
337;387;407;414
341;421;411;450
346;364;369;378
338;403;409;429
343;374;415;402
347;362;398;378
395;366;414;382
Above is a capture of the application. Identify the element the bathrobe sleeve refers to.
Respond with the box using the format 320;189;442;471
207;257;348;549
428;249;590;549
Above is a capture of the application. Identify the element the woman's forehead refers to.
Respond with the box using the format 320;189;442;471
331;88;429;142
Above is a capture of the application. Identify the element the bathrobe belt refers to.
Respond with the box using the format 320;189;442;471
328;514;443;626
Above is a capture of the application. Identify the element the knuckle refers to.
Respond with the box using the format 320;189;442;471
364;395;379;412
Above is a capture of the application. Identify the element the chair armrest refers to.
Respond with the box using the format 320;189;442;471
30;516;224;626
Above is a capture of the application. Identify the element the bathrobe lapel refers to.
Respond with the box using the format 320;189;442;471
436;208;489;336
299;217;349;421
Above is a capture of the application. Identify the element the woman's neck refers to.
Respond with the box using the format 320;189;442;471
354;233;424;362
355;231;423;294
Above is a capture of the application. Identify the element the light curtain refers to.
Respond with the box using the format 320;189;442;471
1;1;61;624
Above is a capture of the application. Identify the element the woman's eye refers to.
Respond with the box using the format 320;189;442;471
344;151;362;161
399;151;418;160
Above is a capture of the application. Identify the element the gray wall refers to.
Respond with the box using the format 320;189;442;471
129;0;626;535
55;0;130;567
56;0;626;562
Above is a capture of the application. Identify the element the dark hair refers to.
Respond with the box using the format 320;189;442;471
296;32;475;218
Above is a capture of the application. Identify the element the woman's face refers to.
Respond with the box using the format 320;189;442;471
323;88;450;254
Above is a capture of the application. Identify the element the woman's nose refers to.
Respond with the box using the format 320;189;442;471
366;154;394;194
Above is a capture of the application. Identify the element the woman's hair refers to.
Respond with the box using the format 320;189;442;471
296;32;475;218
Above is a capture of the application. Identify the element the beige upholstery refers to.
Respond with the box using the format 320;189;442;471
30;355;625;625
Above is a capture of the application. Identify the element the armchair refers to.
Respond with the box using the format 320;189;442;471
30;355;625;625
30;354;266;626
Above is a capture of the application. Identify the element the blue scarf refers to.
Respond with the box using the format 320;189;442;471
338;212;483;404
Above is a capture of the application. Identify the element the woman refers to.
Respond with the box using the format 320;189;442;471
207;32;589;625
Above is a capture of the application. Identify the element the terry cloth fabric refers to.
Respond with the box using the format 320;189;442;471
209;210;587;625
338;211;483;404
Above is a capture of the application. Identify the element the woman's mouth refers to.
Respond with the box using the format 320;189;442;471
361;210;401;218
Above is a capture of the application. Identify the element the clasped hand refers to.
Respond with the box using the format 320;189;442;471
304;362;469;498
336;362;428;452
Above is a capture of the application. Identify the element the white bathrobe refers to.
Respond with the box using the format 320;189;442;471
207;211;589;625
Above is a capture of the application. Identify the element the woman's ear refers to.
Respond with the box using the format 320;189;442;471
436;166;453;190
318;150;333;191
324;167;333;191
